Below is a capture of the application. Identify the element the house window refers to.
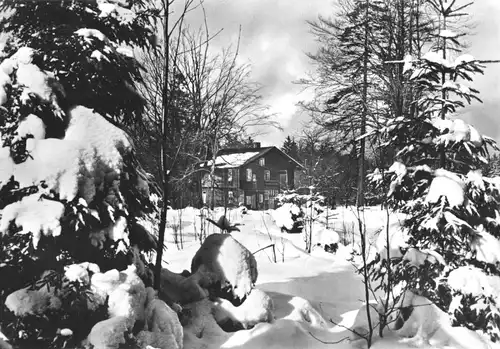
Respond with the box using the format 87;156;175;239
264;191;269;201
264;170;270;181
259;193;264;203
246;168;252;182
252;174;257;182
259;158;265;166
227;169;233;183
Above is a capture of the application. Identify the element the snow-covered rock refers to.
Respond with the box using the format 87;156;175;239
143;298;182;346
89;265;147;326
191;234;258;302
106;265;147;329
158;267;210;305
0;339;11;349
87;316;128;349
136;330;182;349
5;286;61;317
213;288;274;330
90;268;122;308
348;303;382;343
387;291;491;349
181;299;229;346
285;296;329;329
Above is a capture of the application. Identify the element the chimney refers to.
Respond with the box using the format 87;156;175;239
253;142;261;148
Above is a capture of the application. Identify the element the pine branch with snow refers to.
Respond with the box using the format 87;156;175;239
0;1;160;346
366;0;500;342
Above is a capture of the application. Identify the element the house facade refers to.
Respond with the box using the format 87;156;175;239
201;144;304;210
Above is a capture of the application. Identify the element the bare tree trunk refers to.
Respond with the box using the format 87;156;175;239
155;0;170;290
439;12;447;169
356;0;369;208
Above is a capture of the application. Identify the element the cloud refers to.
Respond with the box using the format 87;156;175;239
461;0;500;142
180;0;500;146
180;0;332;131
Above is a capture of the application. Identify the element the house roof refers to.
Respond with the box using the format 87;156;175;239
202;146;304;169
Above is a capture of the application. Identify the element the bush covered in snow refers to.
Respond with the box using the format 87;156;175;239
0;0;159;347
366;1;500;342
274;190;327;253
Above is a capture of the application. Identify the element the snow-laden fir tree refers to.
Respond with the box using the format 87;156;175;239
367;0;500;342
0;1;160;347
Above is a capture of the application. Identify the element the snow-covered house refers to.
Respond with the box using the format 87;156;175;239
201;144;304;209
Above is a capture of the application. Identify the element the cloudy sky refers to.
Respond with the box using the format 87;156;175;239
183;0;500;147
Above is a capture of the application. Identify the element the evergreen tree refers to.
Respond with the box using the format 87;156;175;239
281;135;300;162
0;1;157;347
0;0;157;126
368;0;500;341
304;0;430;207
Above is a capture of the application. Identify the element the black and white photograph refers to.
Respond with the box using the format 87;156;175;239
0;0;499;348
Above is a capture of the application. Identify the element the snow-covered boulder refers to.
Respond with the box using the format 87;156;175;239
213;288;274;330
158;267;210;306
387;291;491;349
5;286;61;317
0;338;11;349
348;303;382;343
89;265;147;328
181;298;229;346
87;316;128;349
107;265;147;328
90;269;123;304
285;296;329;329
191;234;258;302
136;330;182;349
143;298;183;346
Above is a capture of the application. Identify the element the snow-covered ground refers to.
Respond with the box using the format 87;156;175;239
158;206;494;349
